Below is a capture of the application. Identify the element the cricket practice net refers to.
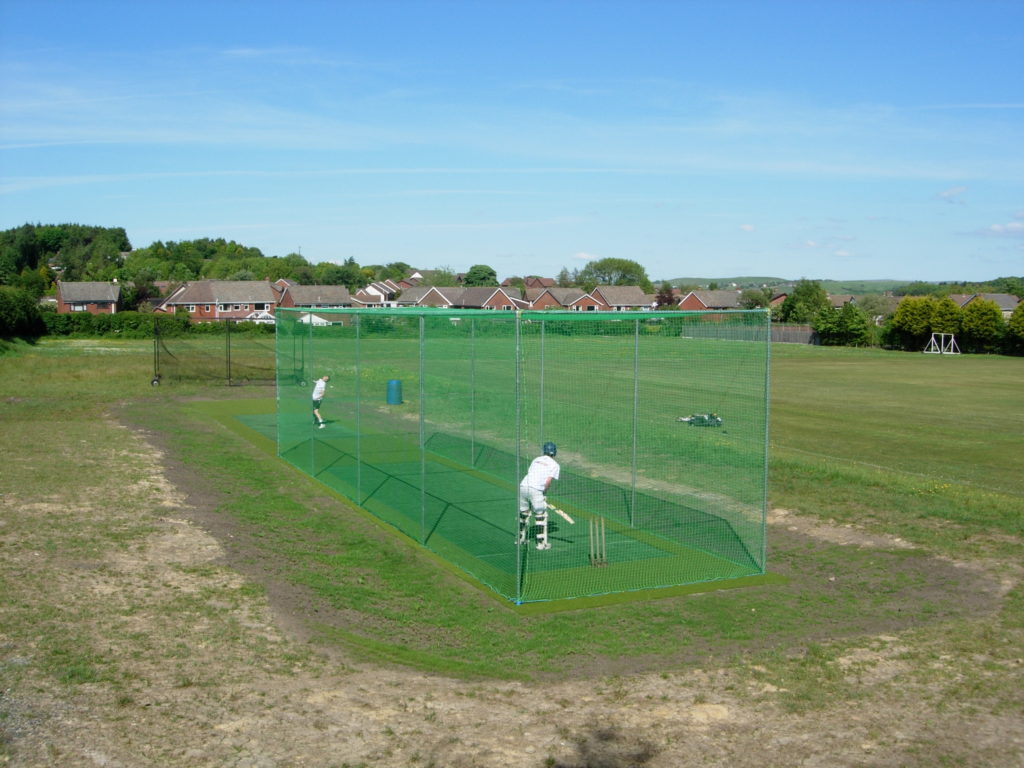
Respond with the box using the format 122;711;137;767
275;308;769;604
153;316;276;385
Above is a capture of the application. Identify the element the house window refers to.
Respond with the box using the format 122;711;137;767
187;305;196;312
254;303;267;311
219;304;230;311
233;304;242;311
71;303;87;312
204;305;211;312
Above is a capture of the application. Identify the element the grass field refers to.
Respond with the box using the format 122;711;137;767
2;337;1022;766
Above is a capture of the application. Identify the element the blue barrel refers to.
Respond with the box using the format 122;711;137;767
386;379;403;405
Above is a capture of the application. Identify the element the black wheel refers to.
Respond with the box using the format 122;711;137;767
151;377;160;387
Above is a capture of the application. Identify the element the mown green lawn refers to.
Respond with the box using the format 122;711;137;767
769;344;1023;554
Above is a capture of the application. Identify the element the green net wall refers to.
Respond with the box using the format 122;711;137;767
276;308;769;604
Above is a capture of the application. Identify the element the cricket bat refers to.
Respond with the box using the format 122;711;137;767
549;506;575;525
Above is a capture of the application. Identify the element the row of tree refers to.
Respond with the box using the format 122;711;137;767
889;276;1024;299
3;223;1020;306
0;223;131;296
2;223;1023;354
0;224;661;307
782;278;1024;354
887;294;1024;354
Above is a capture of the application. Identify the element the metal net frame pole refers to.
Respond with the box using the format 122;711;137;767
152;315;161;383
306;312;315;471
514;311;523;604
419;314;427;545
539;319;545;444
355;313;363;504
470;318;477;465
273;312;283;454
761;310;771;570
630;317;639;527
226;319;232;386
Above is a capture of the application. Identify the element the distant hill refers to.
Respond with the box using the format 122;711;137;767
666;277;785;290
666;277;908;295
817;280;908;295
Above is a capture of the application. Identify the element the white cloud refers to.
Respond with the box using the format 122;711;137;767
939;185;968;204
221;47;304;58
739;224;755;232
574;251;597;261
918;103;1024;110
984;222;1024;238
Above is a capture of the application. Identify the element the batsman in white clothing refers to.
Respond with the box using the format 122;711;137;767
518;442;560;550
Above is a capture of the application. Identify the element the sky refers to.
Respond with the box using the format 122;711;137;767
1;0;1022;284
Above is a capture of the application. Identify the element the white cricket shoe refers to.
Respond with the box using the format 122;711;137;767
536;541;551;550
319;423;326;429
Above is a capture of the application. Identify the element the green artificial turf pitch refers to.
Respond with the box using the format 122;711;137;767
234;404;765;604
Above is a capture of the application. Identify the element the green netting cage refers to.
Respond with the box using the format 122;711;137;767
275;307;770;604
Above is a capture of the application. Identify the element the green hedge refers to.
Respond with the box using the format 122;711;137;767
42;310;166;338
40;311;276;339
0;286;45;340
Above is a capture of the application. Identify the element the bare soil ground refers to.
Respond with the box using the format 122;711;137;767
2;418;1022;767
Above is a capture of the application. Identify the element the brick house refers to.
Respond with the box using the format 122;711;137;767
56;281;121;314
453;287;528;310
678;290;742;311
502;276;555;292
395;286;527;310
397;269;459;290
393;286;453;307
354;280;401;307
523;287;547;305
278;283;357;309
155;280;283;322
828;294;855;308
530;287;601;311
952;293;1020;320
590;285;654;311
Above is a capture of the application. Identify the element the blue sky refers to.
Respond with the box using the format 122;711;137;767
1;0;1022;283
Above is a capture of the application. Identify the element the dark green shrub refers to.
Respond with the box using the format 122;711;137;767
0;286;45;340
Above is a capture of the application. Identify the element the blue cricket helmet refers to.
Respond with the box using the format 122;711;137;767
542;441;557;457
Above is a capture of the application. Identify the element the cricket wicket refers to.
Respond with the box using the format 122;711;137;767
588;516;607;567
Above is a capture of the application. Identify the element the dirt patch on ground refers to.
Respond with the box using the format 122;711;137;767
768;507;917;550
2;419;1023;767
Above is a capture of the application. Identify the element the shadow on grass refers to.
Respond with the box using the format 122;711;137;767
553;723;659;768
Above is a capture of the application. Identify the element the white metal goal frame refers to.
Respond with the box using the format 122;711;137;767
924;333;960;355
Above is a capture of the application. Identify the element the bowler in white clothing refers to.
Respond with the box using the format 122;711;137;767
311;375;329;428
